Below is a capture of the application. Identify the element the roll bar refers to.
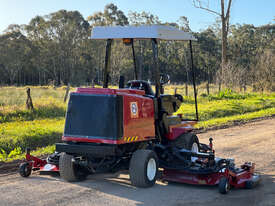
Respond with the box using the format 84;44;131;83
93;25;199;121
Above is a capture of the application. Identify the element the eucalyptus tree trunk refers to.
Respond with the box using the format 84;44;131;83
193;0;232;91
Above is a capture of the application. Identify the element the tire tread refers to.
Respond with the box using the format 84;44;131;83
129;149;158;188
59;152;78;182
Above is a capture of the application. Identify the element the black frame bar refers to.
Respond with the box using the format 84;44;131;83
101;37;199;121
131;39;138;80
103;39;112;88
152;38;161;98
189;40;199;121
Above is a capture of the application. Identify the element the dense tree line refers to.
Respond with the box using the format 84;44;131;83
0;3;274;91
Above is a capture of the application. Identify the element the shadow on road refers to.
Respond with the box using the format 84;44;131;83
31;171;273;206
2;169;273;206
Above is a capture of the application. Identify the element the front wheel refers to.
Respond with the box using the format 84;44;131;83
129;149;159;188
219;177;230;194
19;162;32;177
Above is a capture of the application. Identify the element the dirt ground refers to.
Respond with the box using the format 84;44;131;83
0;118;274;206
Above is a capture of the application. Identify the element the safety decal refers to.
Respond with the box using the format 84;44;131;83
124;136;139;142
130;102;138;118
198;180;207;184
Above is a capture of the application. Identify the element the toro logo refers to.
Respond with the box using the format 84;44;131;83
130;102;138;118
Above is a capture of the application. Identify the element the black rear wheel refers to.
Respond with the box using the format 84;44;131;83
171;133;199;150
129;149;159;188
59;153;87;182
171;132;200;161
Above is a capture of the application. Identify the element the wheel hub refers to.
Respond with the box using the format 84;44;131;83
191;142;199;162
147;158;156;181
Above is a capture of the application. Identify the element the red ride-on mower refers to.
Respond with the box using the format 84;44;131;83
19;25;260;194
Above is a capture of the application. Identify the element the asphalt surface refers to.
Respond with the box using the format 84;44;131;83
0;118;274;206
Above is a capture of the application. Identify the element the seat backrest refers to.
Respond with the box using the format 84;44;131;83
126;80;155;96
160;94;182;115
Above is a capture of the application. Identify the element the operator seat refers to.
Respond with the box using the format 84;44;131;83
159;94;184;137
126;80;155;96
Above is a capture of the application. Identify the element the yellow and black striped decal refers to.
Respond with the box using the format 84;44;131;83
123;136;139;142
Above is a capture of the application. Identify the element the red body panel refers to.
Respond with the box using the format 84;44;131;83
26;153;47;168
76;87;145;96
63;87;155;144
122;93;155;142
165;121;197;140
62;136;155;144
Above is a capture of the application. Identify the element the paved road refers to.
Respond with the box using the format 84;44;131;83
0;119;274;206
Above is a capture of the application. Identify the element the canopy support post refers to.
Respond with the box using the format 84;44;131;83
152;38;160;98
189;40;199;121
131;39;138;80
103;39;112;88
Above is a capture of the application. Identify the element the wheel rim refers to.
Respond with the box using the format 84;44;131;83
24;164;30;174
147;158;156;181
191;142;199;162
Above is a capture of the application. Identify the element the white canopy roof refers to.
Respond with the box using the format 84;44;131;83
91;25;196;41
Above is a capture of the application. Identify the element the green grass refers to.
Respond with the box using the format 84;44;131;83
0;97;66;123
0;86;67;106
0;86;68;162
196;107;275;128
0;86;274;162
0;118;64;154
1;145;56;162
176;94;275;120
175;89;275;128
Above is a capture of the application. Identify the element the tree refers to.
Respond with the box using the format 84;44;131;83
87;4;129;84
0;26;33;85
87;3;129;26
252;50;275;91
175;16;192;95
193;0;232;90
195;28;220;94
227;23;275;91
128;11;161;80
128;11;160;25
25;10;90;85
0;3;273;90
177;16;191;32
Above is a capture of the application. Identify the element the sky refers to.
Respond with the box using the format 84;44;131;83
0;0;274;33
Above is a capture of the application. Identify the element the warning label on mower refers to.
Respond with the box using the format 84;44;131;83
124;136;139;142
130;102;138;118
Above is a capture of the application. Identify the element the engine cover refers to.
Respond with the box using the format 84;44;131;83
62;88;155;144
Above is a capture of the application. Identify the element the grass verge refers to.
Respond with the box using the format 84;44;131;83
0;118;64;161
0;97;66;123
196;107;275;129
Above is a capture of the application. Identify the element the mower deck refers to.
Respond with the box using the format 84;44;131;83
19;149;59;177
19;145;260;194
162;162;261;194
